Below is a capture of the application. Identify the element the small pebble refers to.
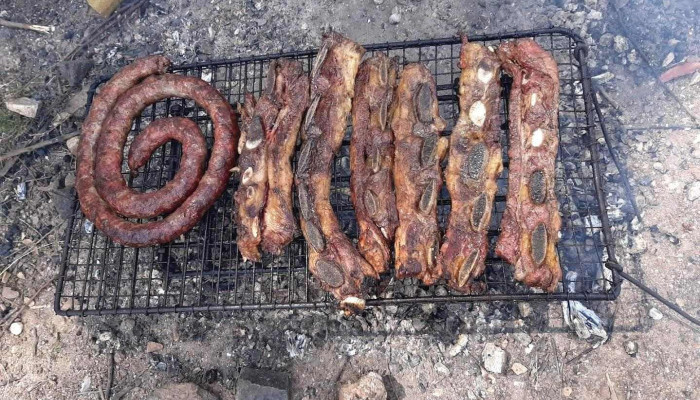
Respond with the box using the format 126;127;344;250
66;136;80;156
648;307;663;320
9;321;23;336
687;182;700;202
2;286;20;300
562;387;573;397
517;302;532;318
511;362;528;375
434;362;450;375
146;341;164;353
389;7;401;24
661;52;675;67
373;0;384;3
613;35;629;53
624;340;638;356
448;334;469;357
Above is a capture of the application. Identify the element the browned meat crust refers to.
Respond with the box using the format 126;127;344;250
261;59;310;255
392;63;448;286
77;56;237;247
295;32;371;312
350;54;400;275
495;39;562;292
438;37;503;294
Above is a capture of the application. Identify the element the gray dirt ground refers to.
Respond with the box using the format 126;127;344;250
1;0;699;399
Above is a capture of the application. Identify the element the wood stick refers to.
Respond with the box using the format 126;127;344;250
0;18;54;34
0;131;78;162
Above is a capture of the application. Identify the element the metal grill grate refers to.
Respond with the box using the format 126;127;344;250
55;28;621;316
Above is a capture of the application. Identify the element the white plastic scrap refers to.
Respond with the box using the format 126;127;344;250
562;300;608;343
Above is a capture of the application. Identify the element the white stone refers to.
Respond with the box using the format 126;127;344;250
9;321;23;336
662;52;675;67
469;101;486;127
517;302;532;317
687;182;700;202
477;68;493;83
434;362;450;375
389;8;401;24
448;334;469;357
531;128;544;147
66;136;80;156
5;97;40;118
511;362;528;375
482;343;507;374
648;307;663;320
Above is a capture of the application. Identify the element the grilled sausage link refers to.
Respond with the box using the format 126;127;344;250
77;56;237;247
495;39;562;292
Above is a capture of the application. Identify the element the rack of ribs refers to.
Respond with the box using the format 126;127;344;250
234;60;309;261
233;92;277;262
438;37;503;293
392;63;448;286
495;39;562;292
295;32;372;312
261;59;310;255
350;54;400;275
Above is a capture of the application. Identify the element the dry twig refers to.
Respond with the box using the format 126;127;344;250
0;131;79;162
0;18;54;34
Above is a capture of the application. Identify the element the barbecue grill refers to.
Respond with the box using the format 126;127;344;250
55;28;624;316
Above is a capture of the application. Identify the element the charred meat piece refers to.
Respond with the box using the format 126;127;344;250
438;37;503;294
350;54;400;275
495;39;562;292
392;63;448;286
234;92;279;262
261;59;310;255
295;32;371;312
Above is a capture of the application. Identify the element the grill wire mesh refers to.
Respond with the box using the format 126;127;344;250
55;28;620;316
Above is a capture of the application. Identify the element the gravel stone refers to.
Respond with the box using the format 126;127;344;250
482;343;507;374
434;362;450;375
614;35;629;53
237;367;289;400
511;362;528;375
338;371;386;400
517;303;532;318
2;286;20;300
146;341;164;353
648;307;663;320
9;321;23;336
448;334;468;357
624;340;639;356
687;182;700;202
389;7;401;24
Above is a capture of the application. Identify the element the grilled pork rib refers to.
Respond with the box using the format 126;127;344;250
234;92;278;262
392;63;448;286
261;59;310;255
439;37;503;293
350;54;400;275
295;32;371;312
495;39;562;292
